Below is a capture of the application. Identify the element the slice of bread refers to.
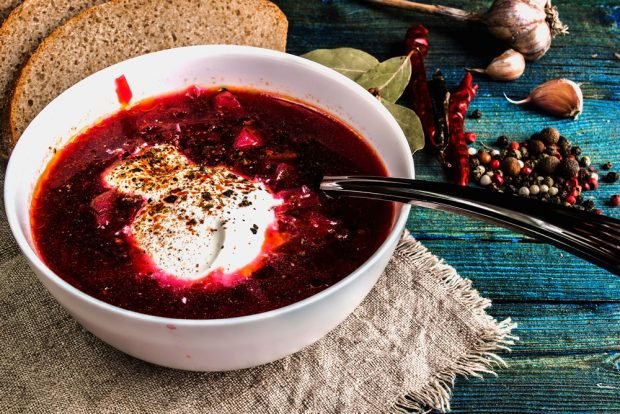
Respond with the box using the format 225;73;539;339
0;0;107;156
0;0;22;23
7;0;287;149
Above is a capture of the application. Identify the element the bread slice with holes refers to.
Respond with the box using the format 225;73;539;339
7;0;287;149
0;0;107;156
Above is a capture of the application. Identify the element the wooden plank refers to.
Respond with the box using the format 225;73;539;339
447;353;620;413
490;302;620;354
419;239;620;301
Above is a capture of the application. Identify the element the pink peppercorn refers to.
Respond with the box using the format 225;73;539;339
610;194;620;207
587;178;599;190
465;132;476;144
521;166;532;175
592;209;603;215
510;142;520;150
490;159;501;170
493;174;504;186
566;195;577;205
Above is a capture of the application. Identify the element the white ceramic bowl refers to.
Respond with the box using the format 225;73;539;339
5;45;414;371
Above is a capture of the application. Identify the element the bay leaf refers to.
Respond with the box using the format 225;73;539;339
357;56;412;103
301;48;379;81
380;99;425;154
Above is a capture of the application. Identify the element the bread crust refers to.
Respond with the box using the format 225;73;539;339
0;0;106;156
8;0;288;149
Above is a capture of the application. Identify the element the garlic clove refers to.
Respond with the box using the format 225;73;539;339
505;79;583;118
468;49;525;81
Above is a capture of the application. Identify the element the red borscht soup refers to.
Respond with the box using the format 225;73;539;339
31;87;394;319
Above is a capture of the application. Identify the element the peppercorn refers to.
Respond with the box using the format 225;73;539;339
510;141;520;151
539;127;560;145
601;162;613;170
579;156;591;168
490;159;501;170
469;109;482;119
478;150;492;165
592;209;603;215
530;184;540;195
537;155;560;175
472;165;486;181
544;177;554;187
582;199;595;210
518;186;530;196
551;196;561;204
520;146;529;159
521;166;533;176
576;195;584;204
502;157;521;177
480;174;492;186
610;194;620;207
465;132;477;144
587;177;599;190
558;158;580;178
496;135;509;147
539;184;549;193
468;147;477;156
566;195;577;205
528;139;545;155
571;146;582;156
604;171;618;183
469;157;480;169
558;138;571;156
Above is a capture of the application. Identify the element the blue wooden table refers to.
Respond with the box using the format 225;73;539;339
275;0;620;411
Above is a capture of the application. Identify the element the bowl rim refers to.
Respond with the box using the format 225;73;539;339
5;44;414;326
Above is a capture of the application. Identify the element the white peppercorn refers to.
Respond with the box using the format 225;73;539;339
519;186;530;196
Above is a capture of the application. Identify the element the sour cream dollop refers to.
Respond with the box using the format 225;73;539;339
104;145;280;281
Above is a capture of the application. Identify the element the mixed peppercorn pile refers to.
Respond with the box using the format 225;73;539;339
467;126;619;212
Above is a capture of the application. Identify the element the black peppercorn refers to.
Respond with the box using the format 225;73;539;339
605;171;619;183
571;146;582;156
582;199;595;210
469;109;482;119
495;135;509;147
601;162;613;170
469;157;480;169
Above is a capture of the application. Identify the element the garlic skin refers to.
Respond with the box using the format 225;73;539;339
468;49;525;81
483;0;568;61
506;79;583;119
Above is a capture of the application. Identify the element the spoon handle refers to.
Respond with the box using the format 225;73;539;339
320;176;620;275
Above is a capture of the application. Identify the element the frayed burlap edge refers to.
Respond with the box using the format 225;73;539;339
392;232;518;413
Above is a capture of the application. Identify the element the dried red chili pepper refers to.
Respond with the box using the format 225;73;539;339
405;25;478;186
446;72;478;186
405;25;435;147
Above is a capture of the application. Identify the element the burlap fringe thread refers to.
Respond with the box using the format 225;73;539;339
393;234;518;413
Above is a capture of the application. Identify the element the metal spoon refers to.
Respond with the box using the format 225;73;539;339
320;176;620;275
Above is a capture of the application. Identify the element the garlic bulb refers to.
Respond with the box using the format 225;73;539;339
367;0;569;61
483;0;568;61
505;79;583;118
468;49;526;81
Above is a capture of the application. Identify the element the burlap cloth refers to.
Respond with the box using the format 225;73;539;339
0;167;516;413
